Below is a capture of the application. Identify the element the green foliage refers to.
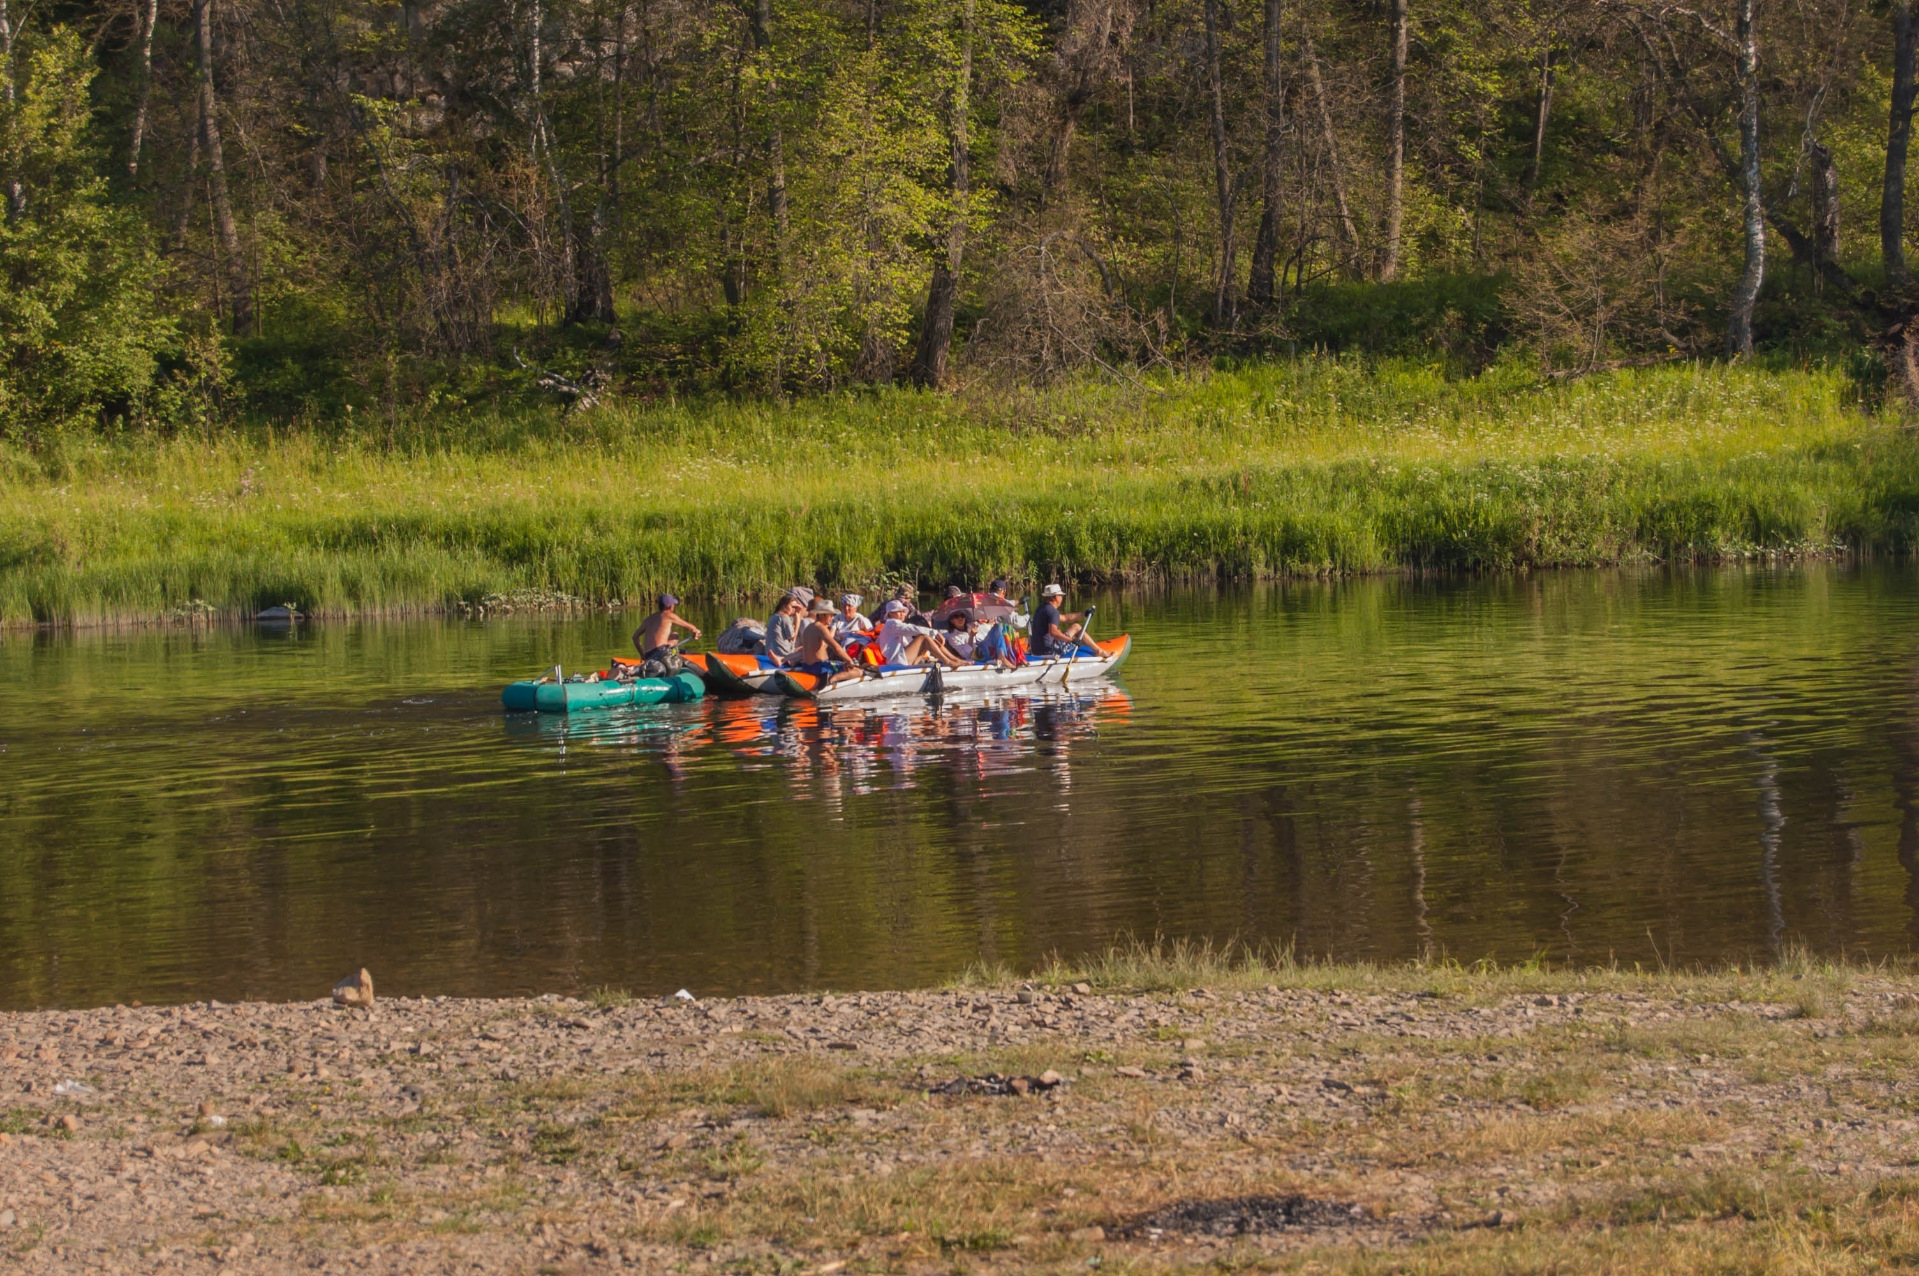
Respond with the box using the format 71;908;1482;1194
0;29;174;440
1282;274;1511;364
0;361;1909;624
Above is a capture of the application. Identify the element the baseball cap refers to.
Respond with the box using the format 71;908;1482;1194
990;579;1008;593
658;593;678;609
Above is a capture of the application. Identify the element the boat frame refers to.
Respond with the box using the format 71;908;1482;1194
770;635;1130;702
682;651;782;696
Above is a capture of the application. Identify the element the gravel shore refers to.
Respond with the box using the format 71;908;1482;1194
3;966;1916;1272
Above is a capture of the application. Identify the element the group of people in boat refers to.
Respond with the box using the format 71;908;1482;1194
633;580;1094;690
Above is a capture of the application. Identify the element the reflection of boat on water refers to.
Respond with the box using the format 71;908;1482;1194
772;635;1132;702
497;666;1132;799
731;685;1133;795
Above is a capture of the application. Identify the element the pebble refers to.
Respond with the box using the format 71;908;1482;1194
0;979;1893;1271
332;968;375;1008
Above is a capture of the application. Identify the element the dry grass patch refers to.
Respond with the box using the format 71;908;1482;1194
640;1156;1075;1256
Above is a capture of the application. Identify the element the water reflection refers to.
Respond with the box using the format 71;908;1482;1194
8;564;1919;1009
502;688;1131;807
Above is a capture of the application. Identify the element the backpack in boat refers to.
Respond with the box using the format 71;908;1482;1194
716;618;766;655
640;650;685;678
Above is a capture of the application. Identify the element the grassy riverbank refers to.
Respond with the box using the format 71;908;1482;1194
4;946;1917;1272
5;359;1916;626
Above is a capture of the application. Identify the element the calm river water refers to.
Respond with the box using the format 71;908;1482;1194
3;564;1918;1009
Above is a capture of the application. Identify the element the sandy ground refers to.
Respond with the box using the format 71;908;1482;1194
3;970;1917;1273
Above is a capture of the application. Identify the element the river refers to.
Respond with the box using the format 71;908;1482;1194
2;563;1916;1009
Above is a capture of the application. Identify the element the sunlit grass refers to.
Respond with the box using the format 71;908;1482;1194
1011;934;1875;1007
5;358;1913;624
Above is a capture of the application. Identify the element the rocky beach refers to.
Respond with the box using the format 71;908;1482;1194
2;959;1915;1273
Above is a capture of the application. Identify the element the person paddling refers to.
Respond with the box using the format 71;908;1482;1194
1029;583;1091;658
634;594;702;660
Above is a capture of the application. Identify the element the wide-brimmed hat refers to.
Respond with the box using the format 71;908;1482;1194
808;598;834;615
883;600;908;616
1040;583;1065;597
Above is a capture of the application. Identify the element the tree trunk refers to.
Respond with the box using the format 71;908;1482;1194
753;0;789;248
1810;140;1839;268
1525;47;1554;197
1725;0;1763;356
570;203;617;324
566;0;617;325
912;0;974;389
1305;34;1359;272
1885;0;1918;283
128;0;159;179
1204;0;1237;325
1247;0;1284;307
1;0;20;222
194;0;253;332
1381;0;1407;281
1042;0;1119;204
172;98;202;247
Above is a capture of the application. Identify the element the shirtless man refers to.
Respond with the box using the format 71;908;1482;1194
791;599;867;689
633;594;702;660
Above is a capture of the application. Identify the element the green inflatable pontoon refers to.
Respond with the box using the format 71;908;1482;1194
501;671;705;713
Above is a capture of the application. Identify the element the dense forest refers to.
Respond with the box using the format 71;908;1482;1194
4;0;1919;434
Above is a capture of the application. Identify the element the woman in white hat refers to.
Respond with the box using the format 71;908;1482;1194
876;599;966;669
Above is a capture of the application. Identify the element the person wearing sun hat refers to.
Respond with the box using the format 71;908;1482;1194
832;594;873;643
876;599;965;669
633;592;701;660
1028;583;1089;658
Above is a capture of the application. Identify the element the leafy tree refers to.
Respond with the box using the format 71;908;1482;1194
0;28;173;438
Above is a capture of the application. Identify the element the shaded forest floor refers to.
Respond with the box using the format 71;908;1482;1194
5;359;1917;627
3;954;1918;1272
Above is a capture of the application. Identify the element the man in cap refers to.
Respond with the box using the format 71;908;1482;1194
1028;583;1090;658
634;593;702;660
870;583;925;627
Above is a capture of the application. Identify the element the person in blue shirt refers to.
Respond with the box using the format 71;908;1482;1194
1028;583;1089;657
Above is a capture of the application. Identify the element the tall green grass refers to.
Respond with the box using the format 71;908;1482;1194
5;358;1915;625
